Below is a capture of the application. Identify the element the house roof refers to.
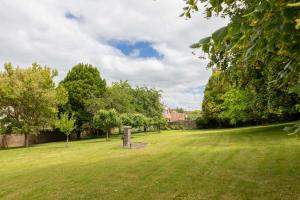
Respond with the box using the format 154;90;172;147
163;108;187;122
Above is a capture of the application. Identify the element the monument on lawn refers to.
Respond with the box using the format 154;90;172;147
123;126;131;148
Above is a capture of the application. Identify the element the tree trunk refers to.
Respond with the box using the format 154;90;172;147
66;134;69;146
144;126;147;133
106;129;109;141
24;134;29;147
76;131;81;140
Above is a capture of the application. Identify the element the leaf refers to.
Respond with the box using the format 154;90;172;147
189;0;194;5
186;12;191;18
198;36;211;45
193;5;198;11
202;43;210;53
190;43;199;48
190;36;212;53
212;26;228;43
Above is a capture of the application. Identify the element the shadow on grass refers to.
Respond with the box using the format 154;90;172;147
0;145;29;151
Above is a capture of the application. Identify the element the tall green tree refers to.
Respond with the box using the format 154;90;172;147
87;81;134;115
131;113;146;130
202;70;229;124
132;86;164;118
60;63;106;139
0;63;67;147
218;89;253;125
105;81;134;113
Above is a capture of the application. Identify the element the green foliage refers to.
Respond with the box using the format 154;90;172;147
120;113;134;126
93;109;121;140
105;81;134;113
120;112;165;132
195;117;207;129
186;110;202;120
87;81;134;114
0;63;66;146
54;113;76;136
183;0;300;128
284;82;300;136
131;113;146;128
132;86;164;118
201;70;229;123
60;63;106;135
152;117;167;131
175;107;185;113
218;89;253;125
184;0;300;83
87;82;164;125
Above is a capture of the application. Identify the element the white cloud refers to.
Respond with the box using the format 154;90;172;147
0;0;227;110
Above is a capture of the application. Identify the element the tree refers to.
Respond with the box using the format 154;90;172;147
87;83;165;127
143;117;153;133
201;70;230;127
131;113;146;130
186;110;202;120
182;0;300;127
93;109;121;141
0;63;67;147
87;81;134;114
152;117;167;132
60;63;106;139
54;113;76;145
104;81;134;113
284;82;300;137
175;107;185;113
132;86;164;119
120;113;134;127
218;89;253;125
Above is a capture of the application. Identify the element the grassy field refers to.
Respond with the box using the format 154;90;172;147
0;123;300;200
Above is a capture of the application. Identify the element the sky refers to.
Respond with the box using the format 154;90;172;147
0;0;227;111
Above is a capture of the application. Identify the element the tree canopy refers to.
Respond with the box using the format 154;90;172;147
182;0;300;127
132;86;164;118
0;63;67;146
60;63;106;137
93;109;121;141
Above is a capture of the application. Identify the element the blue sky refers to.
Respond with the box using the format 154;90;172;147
108;40;163;59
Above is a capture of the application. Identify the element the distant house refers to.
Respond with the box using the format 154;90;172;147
163;107;188;122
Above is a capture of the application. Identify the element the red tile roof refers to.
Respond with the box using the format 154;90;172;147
163;108;187;122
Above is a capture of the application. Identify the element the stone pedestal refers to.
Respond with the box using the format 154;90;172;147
123;126;131;148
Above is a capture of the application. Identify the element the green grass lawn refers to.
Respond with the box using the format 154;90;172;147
1;123;300;200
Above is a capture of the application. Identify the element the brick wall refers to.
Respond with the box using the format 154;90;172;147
168;120;197;130
0;131;66;148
